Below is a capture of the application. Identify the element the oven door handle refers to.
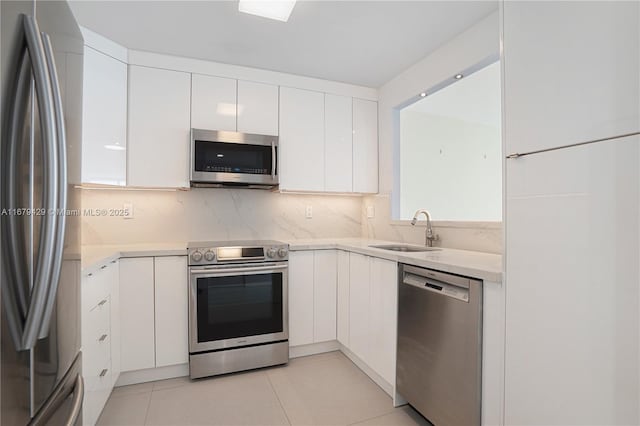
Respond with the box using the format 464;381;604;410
190;264;288;276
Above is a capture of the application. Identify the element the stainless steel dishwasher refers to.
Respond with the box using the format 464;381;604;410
396;264;483;426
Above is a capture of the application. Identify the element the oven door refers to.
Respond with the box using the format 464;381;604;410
190;129;278;186
189;262;288;353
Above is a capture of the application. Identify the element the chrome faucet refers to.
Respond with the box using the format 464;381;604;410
411;209;439;247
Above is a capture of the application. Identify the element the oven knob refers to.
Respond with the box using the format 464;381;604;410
278;248;288;258
191;251;203;262
267;248;277;258
204;250;216;262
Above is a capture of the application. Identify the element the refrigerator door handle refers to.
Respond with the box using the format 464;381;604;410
37;31;68;338
20;14;60;350
29;357;84;426
1;45;32;349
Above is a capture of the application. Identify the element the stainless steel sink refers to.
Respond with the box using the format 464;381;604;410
369;244;441;252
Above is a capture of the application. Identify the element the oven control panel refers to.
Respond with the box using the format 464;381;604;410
188;240;289;265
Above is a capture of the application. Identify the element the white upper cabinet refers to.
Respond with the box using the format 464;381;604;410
127;65;191;188
324;94;353;192
82;47;127;186
352;98;378;193
237;80;279;136
191;74;237;131
279;87;326;192
503;1;640;154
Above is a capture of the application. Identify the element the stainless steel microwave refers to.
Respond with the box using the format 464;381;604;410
190;129;278;189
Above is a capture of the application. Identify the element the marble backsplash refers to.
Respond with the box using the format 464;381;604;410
81;188;362;245
361;194;503;254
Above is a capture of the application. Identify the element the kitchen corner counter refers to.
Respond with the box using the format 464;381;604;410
82;243;188;275
287;238;502;283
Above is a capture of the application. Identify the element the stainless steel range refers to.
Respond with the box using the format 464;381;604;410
187;240;289;379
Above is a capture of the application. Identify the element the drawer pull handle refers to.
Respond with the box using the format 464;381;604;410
98;299;107;307
99;369;108;378
99;334;107;342
100;265;107;270
110;260;117;264
87;273;93;277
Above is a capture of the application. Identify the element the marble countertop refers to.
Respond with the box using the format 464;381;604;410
286;238;502;282
82;238;502;282
82;243;188;275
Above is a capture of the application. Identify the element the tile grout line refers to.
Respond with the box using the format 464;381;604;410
345;406;404;426
142;389;154;425
265;372;294;426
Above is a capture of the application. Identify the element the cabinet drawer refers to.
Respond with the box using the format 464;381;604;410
83;358;112;426
83;299;111;375
83;266;111;312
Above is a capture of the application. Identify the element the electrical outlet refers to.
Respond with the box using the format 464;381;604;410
123;203;134;219
305;205;313;219
366;205;375;218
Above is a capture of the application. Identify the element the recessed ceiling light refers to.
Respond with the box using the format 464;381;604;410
454;74;463;80
420;92;427;97
238;0;297;22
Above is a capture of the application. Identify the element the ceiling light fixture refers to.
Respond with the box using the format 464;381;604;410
238;0;297;22
454;74;464;80
420;92;427;97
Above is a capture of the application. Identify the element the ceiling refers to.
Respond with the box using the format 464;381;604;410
404;61;501;128
69;0;497;88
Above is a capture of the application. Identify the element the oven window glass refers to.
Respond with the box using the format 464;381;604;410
194;141;274;175
196;272;283;343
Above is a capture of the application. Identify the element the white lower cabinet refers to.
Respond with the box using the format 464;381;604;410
368;257;398;385
119;257;156;372
336;250;350;346
288;250;338;346
81;259;119;426
347;253;397;386
154;256;189;367
119;256;190;372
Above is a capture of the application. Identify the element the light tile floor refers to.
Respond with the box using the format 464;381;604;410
97;351;430;426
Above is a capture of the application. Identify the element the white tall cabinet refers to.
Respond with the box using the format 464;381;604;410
81;47;127;186
503;2;640;424
127;65;191;188
324;94;353;192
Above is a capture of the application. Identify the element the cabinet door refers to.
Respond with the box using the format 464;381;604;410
81;47;127;186
504;135;640;425
279;87;325;191
352;98;378;193
119;257;156;371
107;259;120;387
288;251;314;346
154;256;189;367
348;252;370;363
369;258;397;385
313;250;337;342
191;74;237;131
336;250;350;346
503;1;639;155
324;94;353;192
128;66;191;188
237;80;279;136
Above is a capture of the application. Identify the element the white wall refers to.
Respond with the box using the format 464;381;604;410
367;10;502;253
81;189;362;245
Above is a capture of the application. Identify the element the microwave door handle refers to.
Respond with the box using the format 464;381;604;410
271;140;276;179
38;31;67;338
20;14;59;350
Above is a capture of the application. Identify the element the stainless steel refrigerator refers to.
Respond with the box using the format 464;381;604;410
1;1;84;424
